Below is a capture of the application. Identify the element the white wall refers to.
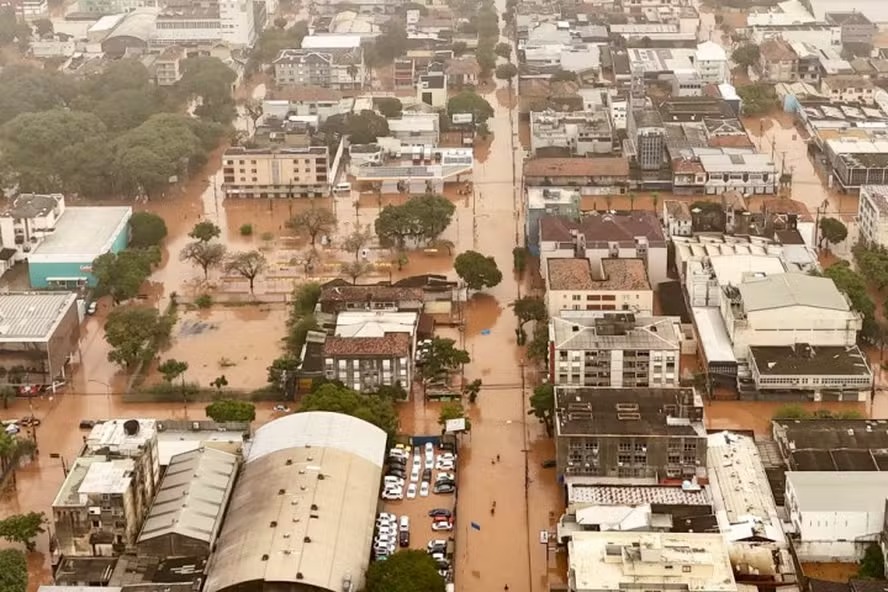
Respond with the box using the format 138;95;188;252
547;288;654;317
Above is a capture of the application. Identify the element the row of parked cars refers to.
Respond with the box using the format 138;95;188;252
374;513;409;560
382;443;457;500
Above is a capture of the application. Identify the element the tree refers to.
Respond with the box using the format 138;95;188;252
736;83;777;115
438;401;470;430
0;512;46;551
376;203;418;249
447;91;495;124
772;404;809;420
0;549;27;592
0;386;13;410
321;109;390;144
224;250;267;294
451;41;467;56
819;217;848;250
529;384;554;436
158;358;188;384
366;550;445;592
475;46;496;77
373;22;408;63
454;250;502;291
859;543;885;579
33;17;52;37
375;96;403;118
250;22;308;65
105;306;173;368
341;260;372;284
342;227;373;260
512;296;546;326
242;99;263;133
494;42;512;59
288;203;337;246
210;374;229;392
205;399;256;422
92;247;160;304
298;382;399;436
495;63;518;81
419;337;470;381
731;43;760;72
180;241;227;279
189;220;221;242
291;282;321;317
550;69;577;83
374;195;454;248
129;211;168;248
464;378;482;403
512;246;528;277
179;57;238;124
267;355;300;394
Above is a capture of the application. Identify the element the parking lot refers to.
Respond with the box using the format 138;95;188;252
375;438;459;580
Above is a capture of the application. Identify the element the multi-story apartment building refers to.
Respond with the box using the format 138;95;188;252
554;387;706;481
545;258;654;317
53;419;160;556
154;0;256;47
698;153;778;195
538;212;668;286
0;193;65;267
222;144;330;198
273;45;364;90
79;0;155;14
525;187;581;255
694;41;729;83
388;113;440;146
857;184;888;246
825;12;877;46
153;45;185;86
759;37;798;82
627;107;666;171
821;75;876;104
549;312;681;388
529;110;614;157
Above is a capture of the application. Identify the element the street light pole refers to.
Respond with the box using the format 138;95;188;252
87;379;112;419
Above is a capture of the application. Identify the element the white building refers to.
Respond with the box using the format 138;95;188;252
748;343;871;400
274;36;365;89
698;153;779;195
387;113;440;146
417;72;447;108
0;193;66;273
545;258;654;317
549;312;681;388
821;75;876;105
539;212;668;287
154;0;256;47
695;41;729;83
567;531;737;592
663;200;692;237
785;471;888;561
858;185;888;246
530;110;614;157
749;24;842;50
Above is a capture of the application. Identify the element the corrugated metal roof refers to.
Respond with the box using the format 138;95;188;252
138;447;238;545
738;273;849;312
30;206;131;258
0;292;77;342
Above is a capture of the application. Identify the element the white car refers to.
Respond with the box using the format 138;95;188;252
410;466;420;482
431;520;453;531
436;460;455;470
378;512;397;522
399;516;410;532
413;454;422;468
424;447;434;468
376;517;396;528
382;488;403;500
436;472;455;482
407;483;418;499
427;539;447;552
420;481;430;497
384;476;404;487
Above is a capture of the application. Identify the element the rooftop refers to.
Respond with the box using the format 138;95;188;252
692;307;736;364
138;448;238;546
568;484;710;506
204;412;386;592
861;185;888;214
547;258;651;292
53;456;134;507
825;10;875;25
30;206;131;259
154;419;249;466
301;34;362;49
85;419;158;458
539;211;665;246
773;418;888;471
760;37;797;62
323;332;411;357
319;284;422;305
2;193;62;219
750;344;871;377
555;387;704;438
737;273;851;312
334;310;417;338
524;157;629;178
787;471;888;512
568;531;736;592
552;312;681;352
665;200;692;221
0;292;77;343
271;85;343;102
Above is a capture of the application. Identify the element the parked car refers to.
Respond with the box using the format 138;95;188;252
541;459;557;468
410;466;420;482
382;488;403;500
273;404;290;412
86;300;98;315
387;468;406;479
399;516;410;532
399;530;410;547
407;483;418;499
412;454;422;468
378;512;397;522
435;472;455;483
432;520;453;531
427;539;447;552
422;468;432;482
428;509;452;519
433;482;455;494
420;481;430;497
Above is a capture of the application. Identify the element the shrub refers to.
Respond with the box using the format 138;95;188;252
195;294;213;308
240;223;254;236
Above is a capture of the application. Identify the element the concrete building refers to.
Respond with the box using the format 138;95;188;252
28;206;131;289
750;24;842;50
748;344;872;400
627;107;666;172
0;293;80;386
698;153;779;195
262;88;349;124
695;41;729;83
529;110;614;157
78;0;156;14
525;187;581;255
772;418;888;471
523;158;630;193
545;258;654;317
821;75;876;104
323;311;418;392
759;37;799;83
550;312;681;388
137;447;238;559
555;386;707;481
273;43;364;90
318;284;424;314
387;113;440;146
785;471;888;560
663;201;693;237
538;212;668;287
204;412;387;592
53;419;160;557
154;0;257;46
221;144;330;199
417;71;447;108
825;12;877;45
825;137;888;189
0;193;66;272
153;45;185;86
567;532;736;592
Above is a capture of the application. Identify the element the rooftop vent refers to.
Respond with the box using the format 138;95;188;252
304;536;312;543
261;554;269;561
123;419;140;436
270;521;277;527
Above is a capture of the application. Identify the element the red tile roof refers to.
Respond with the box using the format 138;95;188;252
524;157;629;178
323;332;411;357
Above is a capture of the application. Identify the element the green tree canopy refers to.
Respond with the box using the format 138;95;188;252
104;306;174;368
374;194;455;248
0;65;77;125
298;383;399;436
494;42;512;59
419;337;470;381
475;46;496;76
454;250;502;290
365;550;445;592
189;220;222;242
447;91;495;124
819;217;848;250
205;399;256;422
267;355;300;394
859;543;885;578
731;43;760;71
0;512;46;551
129;212;169;248
291;282;321;317
158;359;188;384
373;22;408;63
181;241;227;279
511;296;546;325
92;247;160;304
323;110;390;144
375;96;403;118
438;401;470;429
495;63;518;80
251;21;308;65
529;384;554;435
178;57;237;124
0;548;27;592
